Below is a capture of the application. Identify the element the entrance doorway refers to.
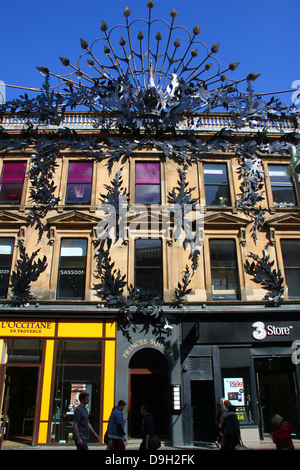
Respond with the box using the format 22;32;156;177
255;357;300;438
128;348;170;440
3;366;39;445
191;380;216;442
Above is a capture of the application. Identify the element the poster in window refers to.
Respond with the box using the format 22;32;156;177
223;378;245;406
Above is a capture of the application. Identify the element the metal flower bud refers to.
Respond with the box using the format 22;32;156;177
123;6;131;17
211;43;220;53
193;24;200;35
36;67;49;76
80;38;89;50
59;57;70;67
100;20;108;32
247;72;261;81
229;62;240;71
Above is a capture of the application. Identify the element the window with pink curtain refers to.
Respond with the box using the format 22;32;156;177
66;161;93;203
0;162;27;203
135;162;160;204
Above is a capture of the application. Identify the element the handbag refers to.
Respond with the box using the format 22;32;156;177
149;434;161;450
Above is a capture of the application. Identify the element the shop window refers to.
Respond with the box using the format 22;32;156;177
222;368;254;425
281;239;300;298
135;239;162;298
0;161;27;203
203;163;231;206
135;162;160;204
65;161;93;204
57;239;87;299
6;339;43;363
0;238;14;298
268;164;297;206
51;340;102;444
56;340;102;365
209;239;240;300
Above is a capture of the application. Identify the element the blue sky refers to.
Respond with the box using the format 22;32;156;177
1;0;299;104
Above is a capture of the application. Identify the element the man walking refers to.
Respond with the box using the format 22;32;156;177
73;391;100;450
107;400;127;450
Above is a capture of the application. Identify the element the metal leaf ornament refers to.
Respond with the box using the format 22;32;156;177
10;242;48;304
174;265;192;307
244;245;284;306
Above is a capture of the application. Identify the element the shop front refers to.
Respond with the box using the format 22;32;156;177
0;318;116;446
115;324;184;447
182;313;300;445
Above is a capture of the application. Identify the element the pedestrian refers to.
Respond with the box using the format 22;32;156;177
139;403;155;451
220;404;241;450
73;391;100;450
271;414;295;450
215;400;223;447
219;399;230;449
107;400;127;450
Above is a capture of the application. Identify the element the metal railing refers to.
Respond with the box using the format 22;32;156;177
0;111;297;133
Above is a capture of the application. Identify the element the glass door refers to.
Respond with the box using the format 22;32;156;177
3;366;39;445
254;356;300;438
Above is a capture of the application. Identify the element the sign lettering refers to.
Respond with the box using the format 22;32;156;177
0;320;55;337
252;321;293;341
122;338;174;359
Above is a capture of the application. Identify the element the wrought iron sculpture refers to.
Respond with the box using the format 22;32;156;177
9;242;48;305
244;245;285;306
0;1;299;319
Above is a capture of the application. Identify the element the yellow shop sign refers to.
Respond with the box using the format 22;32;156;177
0;320;55;337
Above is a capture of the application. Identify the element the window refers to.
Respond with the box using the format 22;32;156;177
135;239;162;298
281;239;300;298
203;163;231;206
268;164;297;206
209;239;240;299
57;239;87;299
52;340;102;444
222;367;253;424
6;339;43;363
0;238;14;298
135;162;160;204
65;161;93;204
0;162;27;203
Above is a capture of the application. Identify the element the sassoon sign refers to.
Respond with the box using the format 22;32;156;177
252;321;294;341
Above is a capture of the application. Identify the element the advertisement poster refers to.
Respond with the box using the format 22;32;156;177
223;378;245;406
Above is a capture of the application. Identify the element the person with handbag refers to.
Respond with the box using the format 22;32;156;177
139;404;160;451
220;404;241;450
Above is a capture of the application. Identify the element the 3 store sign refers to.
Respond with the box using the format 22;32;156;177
252;321;293;341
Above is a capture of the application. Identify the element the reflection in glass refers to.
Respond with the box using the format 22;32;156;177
209;239;239;299
57;239;87;299
269;165;296;206
135;162;160;204
204;163;230;206
135;239;162;298
66;162;93;204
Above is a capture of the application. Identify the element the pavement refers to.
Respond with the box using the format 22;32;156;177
1;437;300;451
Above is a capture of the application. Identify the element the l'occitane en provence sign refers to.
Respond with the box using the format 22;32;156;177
0;320;55;337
